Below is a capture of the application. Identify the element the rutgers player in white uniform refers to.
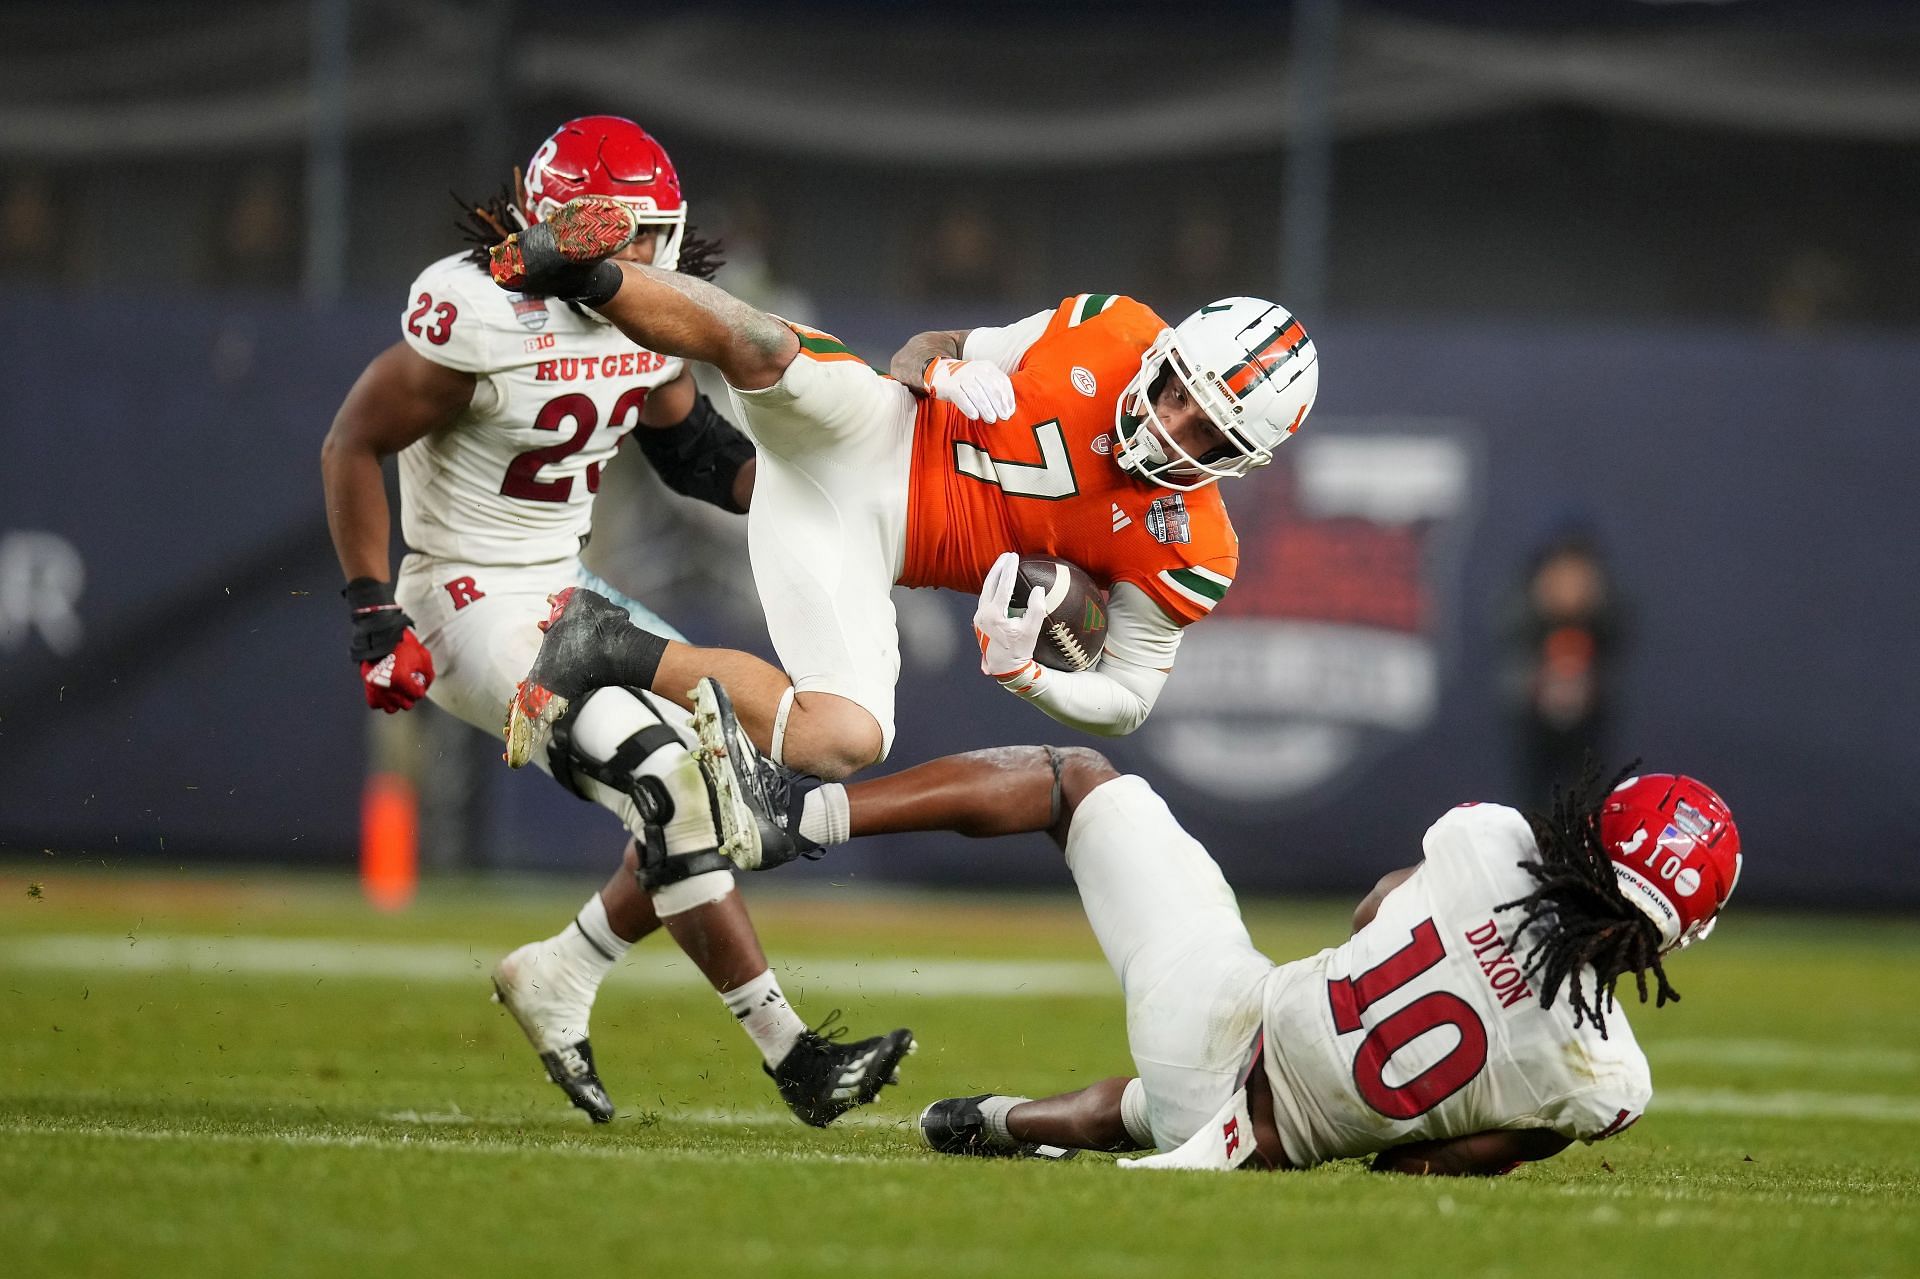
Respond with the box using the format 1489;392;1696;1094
669;725;1739;1172
320;116;912;1128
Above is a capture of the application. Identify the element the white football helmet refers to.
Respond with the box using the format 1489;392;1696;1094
1114;297;1319;491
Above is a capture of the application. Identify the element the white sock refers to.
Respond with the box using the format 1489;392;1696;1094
1121;1077;1154;1148
797;783;851;847
979;1095;1031;1148
720;968;807;1067
552;892;627;988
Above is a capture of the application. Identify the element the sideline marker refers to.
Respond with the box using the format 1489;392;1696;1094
360;771;418;912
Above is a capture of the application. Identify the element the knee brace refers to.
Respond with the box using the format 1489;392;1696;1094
632;817;734;893
547;687;684;806
650;868;736;917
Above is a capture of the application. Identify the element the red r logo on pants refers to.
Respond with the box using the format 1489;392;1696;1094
444;576;485;610
1222;1116;1241;1159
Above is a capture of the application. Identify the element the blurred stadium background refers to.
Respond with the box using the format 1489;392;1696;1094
4;3;1920;1275
3;0;1915;904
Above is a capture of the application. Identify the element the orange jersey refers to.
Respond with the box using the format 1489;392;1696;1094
901;294;1238;625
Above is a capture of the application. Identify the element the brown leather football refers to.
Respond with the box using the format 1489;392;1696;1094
1015;558;1109;672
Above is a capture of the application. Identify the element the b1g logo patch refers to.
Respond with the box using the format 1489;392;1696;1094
1145;495;1191;545
1136;421;1483;807
511;295;551;332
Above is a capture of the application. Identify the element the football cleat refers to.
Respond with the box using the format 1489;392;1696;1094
919;1095;1079;1160
488;196;638;294
767;1011;915;1128
504;587;638;769
690;677;823;871
491;940;614;1123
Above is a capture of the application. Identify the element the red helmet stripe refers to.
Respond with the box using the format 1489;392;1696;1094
1223;321;1307;397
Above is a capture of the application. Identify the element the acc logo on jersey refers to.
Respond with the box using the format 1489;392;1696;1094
1071;366;1098;397
511;295;551;332
1136;422;1482;807
1145;495;1192;545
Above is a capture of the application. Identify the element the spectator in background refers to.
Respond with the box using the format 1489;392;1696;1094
214;165;299;290
1150;202;1239;318
0;171;64;283
711;194;814;323
910;202;1017;304
1767;246;1861;332
1501;529;1625;806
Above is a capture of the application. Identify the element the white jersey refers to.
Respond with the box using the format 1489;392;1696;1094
395;252;685;564
1259;803;1652;1168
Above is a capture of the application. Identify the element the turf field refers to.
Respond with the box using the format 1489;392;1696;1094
2;869;1916;1279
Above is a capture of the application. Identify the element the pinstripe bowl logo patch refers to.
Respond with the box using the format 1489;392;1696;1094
511;294;550;332
1145;495;1191;545
1133;421;1482;807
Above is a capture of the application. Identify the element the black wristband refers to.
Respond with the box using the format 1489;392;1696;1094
632;394;756;514
344;577;413;663
572;260;625;308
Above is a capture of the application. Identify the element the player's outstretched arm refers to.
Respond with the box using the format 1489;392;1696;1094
595;261;799;392
1371;1128;1571;1177
488;199;798;391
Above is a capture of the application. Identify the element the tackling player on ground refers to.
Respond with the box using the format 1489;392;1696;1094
683;681;1737;1173
319;117;912;1127
486;196;1320;789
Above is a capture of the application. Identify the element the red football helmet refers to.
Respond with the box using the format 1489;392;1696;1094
522;116;687;270
1600;774;1742;952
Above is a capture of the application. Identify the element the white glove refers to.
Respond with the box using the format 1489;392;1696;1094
926;357;1017;423
972;551;1046;679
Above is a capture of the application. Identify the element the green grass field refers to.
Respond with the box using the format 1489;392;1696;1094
2;868;1916;1279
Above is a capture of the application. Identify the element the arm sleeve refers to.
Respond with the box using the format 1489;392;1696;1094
993;582;1182;736
960;309;1053;373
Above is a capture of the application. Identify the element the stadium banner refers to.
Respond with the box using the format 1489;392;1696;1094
1;293;1913;906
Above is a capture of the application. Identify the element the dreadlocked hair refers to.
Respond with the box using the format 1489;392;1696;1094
452;177;725;282
455;182;526;267
1493;758;1678;1038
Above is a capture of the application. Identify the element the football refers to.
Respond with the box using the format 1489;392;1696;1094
1014;557;1109;672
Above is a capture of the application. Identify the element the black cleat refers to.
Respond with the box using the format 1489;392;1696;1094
489;196;637;298
536;1040;616;1125
691;676;823;871
504;587;644;768
767;1012;915;1127
919;1094;1079;1160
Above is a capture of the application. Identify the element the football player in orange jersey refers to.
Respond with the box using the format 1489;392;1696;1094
487;196;1319;795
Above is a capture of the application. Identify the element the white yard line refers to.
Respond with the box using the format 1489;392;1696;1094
0;933;1114;998
1646;1038;1917;1074
1651;1088;1920;1124
0;1116;899;1167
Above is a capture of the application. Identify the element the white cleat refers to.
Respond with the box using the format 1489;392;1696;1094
491;940;614;1123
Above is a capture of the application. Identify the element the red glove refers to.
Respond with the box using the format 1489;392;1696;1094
345;577;434;713
360;629;435;712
